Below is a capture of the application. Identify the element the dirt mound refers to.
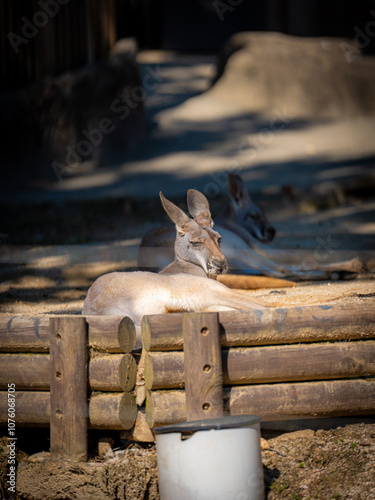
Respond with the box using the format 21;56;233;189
3;422;373;499
15;447;158;500
264;423;375;499
211;32;375;118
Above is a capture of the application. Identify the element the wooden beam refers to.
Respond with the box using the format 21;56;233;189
0;391;50;426
0;391;137;430
146;390;186;429
144;341;375;389
0;354;50;390
227;378;375;421
0;316;50;352
0;315;136;353
89;354;137;392
144;351;185;390
141;313;184;352
145;378;375;427
89;392;137;430
0;353;137;392
86;316;136;353
50;316;88;461
142;304;375;351
183;312;224;420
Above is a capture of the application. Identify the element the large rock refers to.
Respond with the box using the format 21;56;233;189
211;32;375;118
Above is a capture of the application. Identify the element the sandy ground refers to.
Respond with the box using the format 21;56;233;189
1;51;375;203
1;50;375;316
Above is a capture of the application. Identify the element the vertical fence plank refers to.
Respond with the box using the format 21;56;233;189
50;316;88;461
183;312;224;421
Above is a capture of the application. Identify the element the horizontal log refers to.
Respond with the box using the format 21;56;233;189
142;313;184;352
89;392;137;430
2;391;51;426
89;354;137;392
86;316;136;353
144;341;375;389
0;391;137;430
0;315;136;353
227;378;375;421
142;304;375;351
0;354;50;390
145;378;375;427
0;353;137;392
0;316;50;352
146;390;187;428
217;274;296;289
144;352;185;390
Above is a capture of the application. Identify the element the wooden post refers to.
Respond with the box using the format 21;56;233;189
183;312;224;421
50;316;88;461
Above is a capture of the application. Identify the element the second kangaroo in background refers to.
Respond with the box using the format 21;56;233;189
138;174;362;281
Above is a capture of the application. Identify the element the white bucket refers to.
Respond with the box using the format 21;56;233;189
154;415;264;500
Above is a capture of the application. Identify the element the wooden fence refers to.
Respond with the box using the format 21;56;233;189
142;305;375;428
0;315;137;461
1;304;375;461
1;0;116;92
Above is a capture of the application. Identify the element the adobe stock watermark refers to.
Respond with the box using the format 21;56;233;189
52;64;163;182
200;106;296;200
302;235;341;271
236;106;296;160
213;0;243;22
340;9;375;62
7;0;71;54
7;383;17;495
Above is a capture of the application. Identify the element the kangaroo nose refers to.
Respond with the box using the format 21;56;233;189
267;227;276;241
212;256;228;274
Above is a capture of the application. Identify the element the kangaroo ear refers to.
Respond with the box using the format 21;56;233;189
160;192;191;233
187;189;213;227
227;174;250;206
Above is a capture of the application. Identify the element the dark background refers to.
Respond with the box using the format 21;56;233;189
2;0;375;92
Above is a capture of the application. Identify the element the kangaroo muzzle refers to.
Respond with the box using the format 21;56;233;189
207;256;228;276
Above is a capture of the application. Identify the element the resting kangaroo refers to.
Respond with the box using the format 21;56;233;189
138;173;276;272
83;189;269;347
138;174;362;281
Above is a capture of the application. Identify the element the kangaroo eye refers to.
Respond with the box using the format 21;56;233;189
247;213;260;221
217;237;222;246
190;241;202;247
